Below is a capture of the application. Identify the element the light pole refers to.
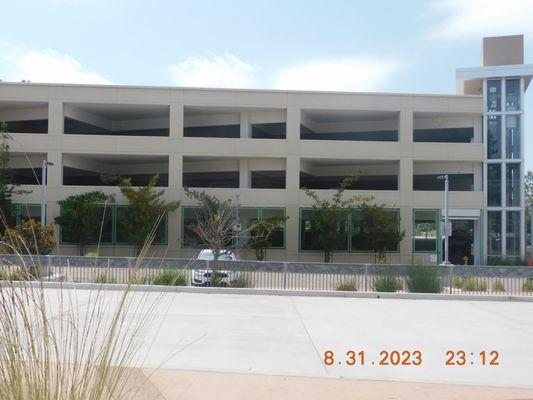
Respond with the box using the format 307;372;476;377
437;174;453;266
530;205;533;256
40;160;54;225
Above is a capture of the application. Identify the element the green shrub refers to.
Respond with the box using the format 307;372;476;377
230;273;254;288
452;276;464;289
522;278;533;293
1;220;56;255
407;266;441;293
461;278;487;292
491;279;506;293
336;280;358;291
94;273;117;284
373;274;402;292
152;269;188;286
131;274;151;284
7;268;40;281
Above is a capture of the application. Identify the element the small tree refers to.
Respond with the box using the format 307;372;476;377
248;215;287;261
358;202;406;262
119;174;180;256
303;177;369;262
1;219;56;255
185;188;276;285
55;191;113;255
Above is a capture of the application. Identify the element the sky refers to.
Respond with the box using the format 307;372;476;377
0;0;532;171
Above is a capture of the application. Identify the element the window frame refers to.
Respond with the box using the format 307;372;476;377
59;204;169;246
181;206;286;250
298;207;401;254
412;208;442;257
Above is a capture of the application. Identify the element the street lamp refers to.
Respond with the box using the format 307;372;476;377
437;174;453;266
530;205;533;256
40;160;54;225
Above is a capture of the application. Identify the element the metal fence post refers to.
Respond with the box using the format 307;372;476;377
282;262;287;290
127;258;132;282
365;264;369;292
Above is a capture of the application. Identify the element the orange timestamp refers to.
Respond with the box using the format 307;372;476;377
323;349;423;367
323;349;501;367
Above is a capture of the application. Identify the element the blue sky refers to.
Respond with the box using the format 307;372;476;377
1;0;532;170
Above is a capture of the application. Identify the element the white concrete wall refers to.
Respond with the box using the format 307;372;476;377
2;82;484;262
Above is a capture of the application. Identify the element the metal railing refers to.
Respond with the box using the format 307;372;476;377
1;254;533;296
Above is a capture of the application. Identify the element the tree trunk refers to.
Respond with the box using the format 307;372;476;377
79;244;85;256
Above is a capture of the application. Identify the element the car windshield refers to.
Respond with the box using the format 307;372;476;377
219;254;233;261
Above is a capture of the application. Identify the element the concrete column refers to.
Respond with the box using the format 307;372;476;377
45;151;62;226
46;151;62;189
399;158;413;192
473;163;483;191
240;112;251;138
399;109;413;144
286;106;300;142
166;209;180;254
169;154;183;188
170;103;183;138
48;101;63;135
285;204;300;257
239;159;251;188
473;116;482;143
286;156;300;190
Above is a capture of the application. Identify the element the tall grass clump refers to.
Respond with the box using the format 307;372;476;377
94;272;118;284
522;278;533;293
373;274;402;292
407;266;442;293
336;280;358;291
461;278;487;292
491;279;506;293
0;213;171;399
152;269;188;286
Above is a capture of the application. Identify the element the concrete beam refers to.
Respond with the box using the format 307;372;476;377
64;104;113;131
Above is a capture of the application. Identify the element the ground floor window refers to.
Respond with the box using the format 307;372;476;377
299;208;401;253
181;206;285;249
7;204;42;226
506;211;521;257
60;204;168;245
487;210;502;257
413;209;440;252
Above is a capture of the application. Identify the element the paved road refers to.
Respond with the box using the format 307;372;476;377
45;288;533;389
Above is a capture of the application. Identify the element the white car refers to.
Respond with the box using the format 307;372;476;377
193;249;240;287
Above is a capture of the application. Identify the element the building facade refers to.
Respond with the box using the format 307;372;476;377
1;35;531;264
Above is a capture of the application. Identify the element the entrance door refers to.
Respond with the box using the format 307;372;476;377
445;220;475;265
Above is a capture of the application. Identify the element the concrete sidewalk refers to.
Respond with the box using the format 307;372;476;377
36;287;533;398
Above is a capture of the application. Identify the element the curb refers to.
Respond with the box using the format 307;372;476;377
6;281;533;302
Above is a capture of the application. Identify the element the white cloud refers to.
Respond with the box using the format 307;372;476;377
0;44;111;84
272;58;404;92
169;53;256;89
428;0;533;40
